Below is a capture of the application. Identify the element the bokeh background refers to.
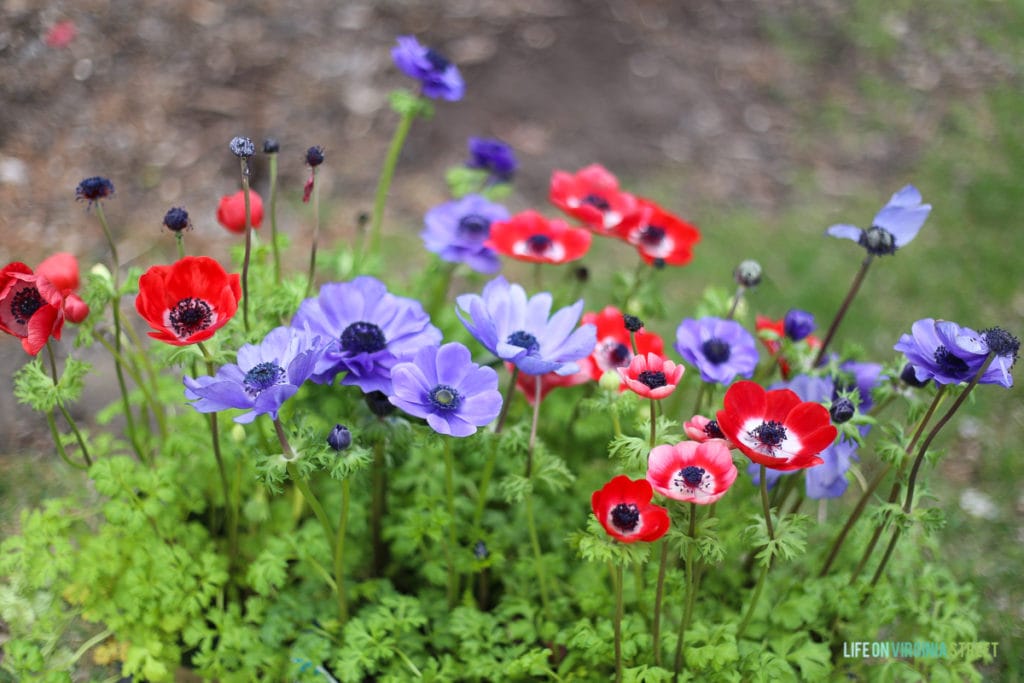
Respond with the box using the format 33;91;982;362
2;0;1022;678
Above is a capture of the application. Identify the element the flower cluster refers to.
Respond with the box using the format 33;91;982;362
0;254;89;355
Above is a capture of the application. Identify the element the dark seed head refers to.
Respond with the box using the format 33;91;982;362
526;234;553;255
162;207;191;233
982;327;1019;362
581;193;611;212
860;226;897;255
734;259;762;287
262;137;280;154
305;145;325;167
610;502;640;532
75;176;114;202
229;136;255;158
623;314;644;333
639;225;665;247
829;397;855;424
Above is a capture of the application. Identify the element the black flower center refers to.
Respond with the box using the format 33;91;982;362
581;193;611;211
639;225;666;247
701;338;731;364
457;214;491;238
424;48;451;71
608;342;631;366
703;420;724;439
750;420;787;453
507;330;539;353
11;286;44;324
243;362;286;397
859;226;897;256
340;321;386;354
610;503;640;532
638;370;667;389
983;327;1020;361
526;234;553;255
428;384;462;412
933;345;970;378
676;466;706;489
168;297;214;339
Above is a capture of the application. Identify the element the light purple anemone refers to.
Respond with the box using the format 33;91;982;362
389;343;503;437
895;318;1012;388
183;326;325;424
826;185;931;255
391;35;464;102
674;317;759;385
291;276;442;394
422;194;508;274
455;276;597;376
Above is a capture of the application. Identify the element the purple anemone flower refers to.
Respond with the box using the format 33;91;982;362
422;194;508;274
674;317;759;385
783;308;815;341
455;276;597;376
981;327;1019;388
389;342;503;437
837;360;884;411
291;276;442;394
467;137;517;181
183;326;325;424
826;185;931;256
391;35;464;102
894;318;995;387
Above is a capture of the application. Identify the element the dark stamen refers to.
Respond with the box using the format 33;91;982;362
638;370;667;389
11;286;44;324
701;338;731;364
703;420;724;439
859;226;897;255
676;466;706;488
168;297;214;339
610;503;640;532
457;214;491;238
424;48;451;71
750;420;787;453
243;362;286;397
341;321;386;354
933;345;970;379
581;193;611;211
526;234;552;255
429;384;462;412
507;330;539;353
639;225;665;247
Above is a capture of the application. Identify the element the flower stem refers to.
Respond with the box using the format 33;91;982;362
335;478;350;624
869;356;994;588
649;398;657;449
652;539;669;667
613;561;624;683
494;366;519;434
525;491;550;614
45;342;92;466
725;285;745;320
526;374;542;478
759;464;775;540
813;255;873;367
736;465;775;640
443;438;459;608
239;158;253;335
198;342;236;572
267;151;282;284
673;503;699;679
275;418;337;559
44;409;87;470
371;437;388;576
472;438;498;536
305;166;320;298
365;104;417;260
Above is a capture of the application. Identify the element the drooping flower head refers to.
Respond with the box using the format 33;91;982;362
549;164;637;234
716;381;838;471
183;325;325;424
591;475;670;543
467;137;517;182
826;184;931;256
893;318;991;387
216;190;264;233
580;306;664;384
0;253;89;355
134;256;241;346
291;276;442;393
456;276;596;376
618;198;701;266
389;343;503;437
675;317;759;385
647;440;738;505
486;210;592;265
391;35;464;101
618;352;684;400
421;194;508;274
75;176;114;206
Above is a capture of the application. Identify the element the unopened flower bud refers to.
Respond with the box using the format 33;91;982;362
900;363;929;388
229;136;255;158
783;309;815;341
327;424;352;452
623;314;644;333
305;146;325;167
829;397;855;424
599;369;622;392
734;260;762;287
473;540;489;559
162;207;191;233
263;137;280;154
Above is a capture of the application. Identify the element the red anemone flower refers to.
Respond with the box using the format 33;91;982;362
135;256;241;346
580;306;664;385
647;440;738;505
0;253;89;355
591;475;670;543
508;362;590;406
617;352;684;400
618;198;701;266
486;210;591;264
549;164;638;235
716;381;837;471
754;315;822;379
683;414;734;447
216;189;264;234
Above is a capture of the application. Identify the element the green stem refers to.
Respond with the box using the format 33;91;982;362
673;503;699;679
613;561;624;683
94;333;167;441
472;438;498;536
305;166;320;298
691;383;708;419
649;398;657;449
44;409;87;470
44;343;92;466
68;628;113;666
276;419;336;558
526;492;550;614
526;374;541;478
652;539;669;667
813;255;873;367
175;232;186;259
371;437;388;576
197;342;236;571
444;438;459;608
335;478;350;624
759;464;776;540
736;465;775;640
240;158;253;334
365;104;417;259
494;366;519;434
725;284;745;320
267;152;282;284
